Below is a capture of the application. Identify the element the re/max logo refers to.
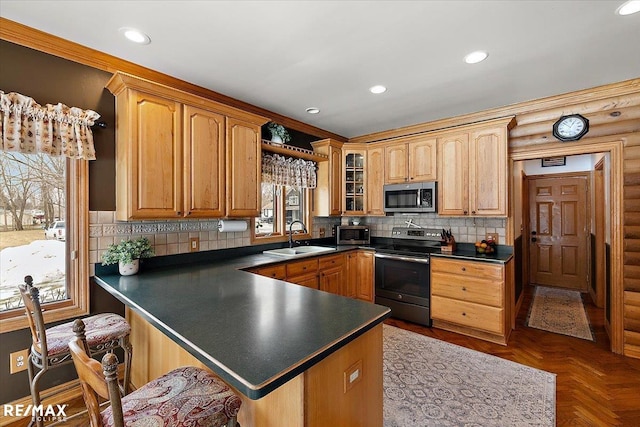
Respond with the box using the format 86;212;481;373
3;404;68;418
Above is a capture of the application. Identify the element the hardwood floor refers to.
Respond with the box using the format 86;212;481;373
7;284;640;427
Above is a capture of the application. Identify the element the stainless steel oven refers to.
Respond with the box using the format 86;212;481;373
374;227;442;326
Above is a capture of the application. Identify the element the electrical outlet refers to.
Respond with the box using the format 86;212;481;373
486;233;499;243
189;237;199;252
10;349;29;374
319;227;326;238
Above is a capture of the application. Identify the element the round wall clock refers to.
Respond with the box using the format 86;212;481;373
552;114;589;142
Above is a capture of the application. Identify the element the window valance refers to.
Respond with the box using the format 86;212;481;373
262;153;317;189
0;91;99;160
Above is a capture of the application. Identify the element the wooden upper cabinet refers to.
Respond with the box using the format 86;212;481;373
115;89;183;220
437;132;469;216
366;146;385;216
469;126;508;216
184;105;225;217
311;139;343;216
106;72;267;220
226;117;262;217
384;137;436;184
343;149;366;215
437;117;514;216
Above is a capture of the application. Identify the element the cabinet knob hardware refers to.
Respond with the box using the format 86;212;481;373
461;267;466;271
463;210;468;215
462;287;466;291
472;210;476;214
462;312;466;316
177;211;182;215
187;211;192;215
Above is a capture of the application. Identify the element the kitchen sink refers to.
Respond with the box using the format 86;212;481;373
262;246;337;258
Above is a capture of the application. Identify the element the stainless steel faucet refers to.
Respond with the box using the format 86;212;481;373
288;220;308;248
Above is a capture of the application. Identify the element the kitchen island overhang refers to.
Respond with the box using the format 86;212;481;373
93;253;390;402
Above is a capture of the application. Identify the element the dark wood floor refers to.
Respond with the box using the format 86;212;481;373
8;284;640;427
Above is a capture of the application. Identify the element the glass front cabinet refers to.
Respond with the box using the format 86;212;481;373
343;150;366;215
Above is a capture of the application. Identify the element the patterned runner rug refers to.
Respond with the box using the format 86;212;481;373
383;325;556;427
526;286;595;341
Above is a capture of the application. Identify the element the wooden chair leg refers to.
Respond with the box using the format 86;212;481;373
120;336;133;395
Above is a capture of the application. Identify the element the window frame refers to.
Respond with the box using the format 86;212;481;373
252;184;313;245
0;158;89;332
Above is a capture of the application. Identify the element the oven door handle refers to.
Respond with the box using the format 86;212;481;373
374;253;430;264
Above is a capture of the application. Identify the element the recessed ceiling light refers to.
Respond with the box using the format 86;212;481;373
119;27;151;45
617;0;640;15
369;85;387;94
306;107;320;114
464;51;488;64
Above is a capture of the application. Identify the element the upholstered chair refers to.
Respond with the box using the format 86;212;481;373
69;319;241;427
18;276;132;427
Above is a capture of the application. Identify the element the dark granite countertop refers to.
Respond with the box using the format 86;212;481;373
94;248;390;400
430;246;513;264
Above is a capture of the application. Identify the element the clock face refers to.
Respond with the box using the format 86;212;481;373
552;114;589;141
557;117;585;138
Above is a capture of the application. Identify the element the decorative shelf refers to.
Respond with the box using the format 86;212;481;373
261;140;328;162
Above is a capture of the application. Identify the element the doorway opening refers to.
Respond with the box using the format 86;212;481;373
513;150;615;348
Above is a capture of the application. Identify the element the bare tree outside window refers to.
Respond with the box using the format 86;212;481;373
0;152;68;311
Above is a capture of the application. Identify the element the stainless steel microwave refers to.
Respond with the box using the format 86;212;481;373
383;182;437;213
336;226;370;245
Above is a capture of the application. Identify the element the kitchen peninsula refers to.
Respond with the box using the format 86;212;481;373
95;250;390;427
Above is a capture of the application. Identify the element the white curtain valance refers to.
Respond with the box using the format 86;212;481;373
262;153;317;189
0;91;99;160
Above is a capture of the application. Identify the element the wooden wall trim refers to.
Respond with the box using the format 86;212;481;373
0;17;347;142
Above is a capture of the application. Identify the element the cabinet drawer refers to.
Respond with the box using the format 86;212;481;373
255;264;287;280
431;257;502;280
431;295;504;335
319;254;345;270
431;273;503;307
286;258;319;278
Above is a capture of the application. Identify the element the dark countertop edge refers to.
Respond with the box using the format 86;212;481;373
430;251;513;264
94;273;390;400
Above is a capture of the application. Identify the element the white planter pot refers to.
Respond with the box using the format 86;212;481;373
118;259;139;276
271;134;283;144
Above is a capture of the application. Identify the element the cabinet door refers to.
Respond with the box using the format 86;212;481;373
408;138;437;181
183;105;225;217
290;272;319;290
469;126;508;216
226;117;261;217
384;143;408;184
329;145;343;215
356;251;374;302
366;147;385;215
343;150;366;215
437;133;469;216
345;252;359;298
121;91;182;219
320;266;344;295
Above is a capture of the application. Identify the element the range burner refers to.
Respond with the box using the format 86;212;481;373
375;227;443;256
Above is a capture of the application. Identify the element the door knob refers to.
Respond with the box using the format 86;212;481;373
531;237;537;242
531;231;537;235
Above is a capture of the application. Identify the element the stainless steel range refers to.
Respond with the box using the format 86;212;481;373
374;227;442;326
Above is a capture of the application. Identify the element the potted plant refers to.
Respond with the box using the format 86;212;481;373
267;122;291;144
102;237;154;276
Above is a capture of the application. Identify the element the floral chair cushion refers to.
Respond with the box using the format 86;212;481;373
101;366;241;427
43;313;131;357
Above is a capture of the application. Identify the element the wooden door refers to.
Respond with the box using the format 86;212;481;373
126;91;182;219
310;139;342;217
529;175;589;291
329;145;343;215
366;147;385;215
469;126;508;216
593;160;605;307
384;143;408;184
183;105;225;217
408;138;436;181
320;267;343;295
437;133;468;215
226;117;261;217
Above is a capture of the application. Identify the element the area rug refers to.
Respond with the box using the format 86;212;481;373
526;286;595;341
383;325;556;427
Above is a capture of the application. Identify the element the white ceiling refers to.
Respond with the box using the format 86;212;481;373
1;1;639;138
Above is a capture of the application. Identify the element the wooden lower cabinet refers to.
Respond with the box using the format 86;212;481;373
250;251;374;301
127;309;383;427
430;256;513;345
